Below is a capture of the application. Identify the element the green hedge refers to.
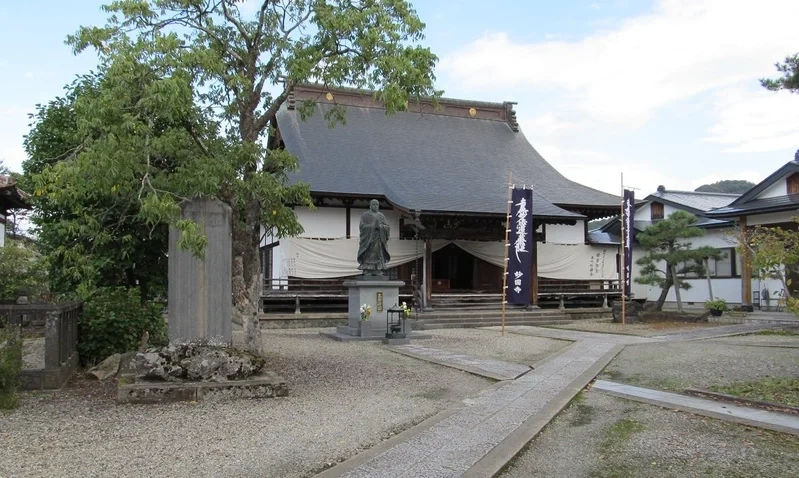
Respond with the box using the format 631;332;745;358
78;287;167;366
0;327;22;410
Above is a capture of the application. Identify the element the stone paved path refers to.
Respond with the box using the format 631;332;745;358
323;340;621;478
388;345;531;381
592;379;799;435
318;323;795;478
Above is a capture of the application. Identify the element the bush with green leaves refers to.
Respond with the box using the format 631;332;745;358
78;287;166;366
0;328;22;410
0;241;49;302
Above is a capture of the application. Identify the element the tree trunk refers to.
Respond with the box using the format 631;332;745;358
654;264;673;311
232;217;262;355
671;263;684;313
704;258;713;300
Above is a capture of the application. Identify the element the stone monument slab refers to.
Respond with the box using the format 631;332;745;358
168;198;232;344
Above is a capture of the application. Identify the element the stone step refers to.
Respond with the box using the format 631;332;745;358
414;318;572;330
415;313;568;323
416;309;568;320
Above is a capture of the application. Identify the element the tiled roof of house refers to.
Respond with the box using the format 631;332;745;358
276;85;621;220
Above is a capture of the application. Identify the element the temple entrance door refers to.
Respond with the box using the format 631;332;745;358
432;243;475;291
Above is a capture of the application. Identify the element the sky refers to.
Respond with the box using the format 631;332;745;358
1;0;798;198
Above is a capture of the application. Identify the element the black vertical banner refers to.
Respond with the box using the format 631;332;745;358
508;187;533;305
622;189;635;297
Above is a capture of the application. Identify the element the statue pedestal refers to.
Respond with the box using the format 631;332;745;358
320;278;432;342
340;279;404;338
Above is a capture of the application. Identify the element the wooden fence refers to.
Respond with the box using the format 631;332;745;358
0;301;82;390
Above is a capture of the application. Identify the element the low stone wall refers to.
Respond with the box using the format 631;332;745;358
567;308;612;321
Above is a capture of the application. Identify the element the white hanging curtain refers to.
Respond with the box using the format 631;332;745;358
452;240;617;280
280;237;617;280
280;237;449;278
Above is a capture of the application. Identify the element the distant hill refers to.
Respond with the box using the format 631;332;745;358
694;180;755;194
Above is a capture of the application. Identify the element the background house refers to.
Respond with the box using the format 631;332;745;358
708;153;799;308
594;152;799;310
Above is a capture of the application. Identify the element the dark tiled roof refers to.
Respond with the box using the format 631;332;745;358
587;230;620;245
727;160;799;207
708;194;799;218
0;175;30;212
277;102;620;218
647;190;738;213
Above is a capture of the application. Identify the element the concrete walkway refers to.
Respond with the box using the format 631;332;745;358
387;345;531;381
318;340;622;478
652;323;794;341
316;322;794;477
490;325;656;345
592;380;799;436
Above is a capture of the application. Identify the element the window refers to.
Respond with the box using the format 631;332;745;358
260;244;275;280
651;202;664;220
677;260;701;278
788;173;799;195
707;248;736;278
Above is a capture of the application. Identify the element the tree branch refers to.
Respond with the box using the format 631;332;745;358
183;120;213;157
253;80;296;136
221;0;252;48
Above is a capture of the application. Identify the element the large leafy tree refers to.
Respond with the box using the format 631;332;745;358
694;180;755;194
739;221;799;315
24;72;181;300
57;0;439;349
635;211;723;312
761;53;799;92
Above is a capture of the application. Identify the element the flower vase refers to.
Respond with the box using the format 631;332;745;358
359;320;371;337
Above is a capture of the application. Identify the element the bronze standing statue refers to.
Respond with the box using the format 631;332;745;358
357;200;391;276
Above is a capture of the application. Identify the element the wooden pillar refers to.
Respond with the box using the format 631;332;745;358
740;216;752;308
530;239;539;307
424;238;433;306
345;202;352;238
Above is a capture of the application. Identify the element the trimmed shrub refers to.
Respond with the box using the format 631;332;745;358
0;241;48;302
0;328;22;410
77;287;167;366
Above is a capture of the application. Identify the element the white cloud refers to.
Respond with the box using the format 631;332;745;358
0;145;26;173
23;72;33;79
703;88;799;153
441;0;799;126
520;113;576;138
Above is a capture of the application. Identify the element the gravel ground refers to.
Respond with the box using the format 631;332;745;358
710;335;799;347
547;318;722;337
599;340;799;391
0;329;495;478
420;328;570;366
500;391;799;477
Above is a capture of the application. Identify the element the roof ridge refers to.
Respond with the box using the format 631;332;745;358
659;190;740;196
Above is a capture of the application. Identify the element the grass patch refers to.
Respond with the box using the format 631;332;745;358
709;377;799;407
566;391;596;427
753;329;799;336
600;419;645;453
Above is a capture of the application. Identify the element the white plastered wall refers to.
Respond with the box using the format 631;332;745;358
758;178;787;199
545;220;585;245
261;206;403;284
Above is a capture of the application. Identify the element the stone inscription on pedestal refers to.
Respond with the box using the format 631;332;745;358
168;198;232;344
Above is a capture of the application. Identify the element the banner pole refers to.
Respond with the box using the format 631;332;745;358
502;172;513;336
621;172;626;326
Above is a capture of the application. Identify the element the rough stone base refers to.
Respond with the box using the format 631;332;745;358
382;337;411;345
611;300;643;323
117;371;288;404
